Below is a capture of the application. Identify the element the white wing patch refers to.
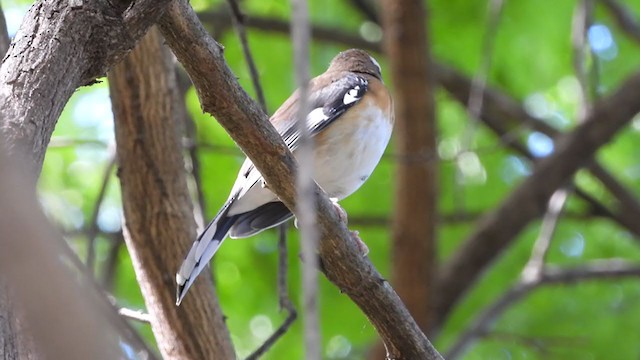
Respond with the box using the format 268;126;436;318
307;107;329;128
343;85;362;105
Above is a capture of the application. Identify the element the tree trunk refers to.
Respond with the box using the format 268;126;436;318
109;27;235;359
381;0;438;332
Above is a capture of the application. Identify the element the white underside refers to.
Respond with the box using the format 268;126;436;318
228;104;392;215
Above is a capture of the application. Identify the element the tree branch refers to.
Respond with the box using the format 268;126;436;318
0;0;172;175
380;0;437;336
435;71;640;327
158;1;442;358
109;27;234;359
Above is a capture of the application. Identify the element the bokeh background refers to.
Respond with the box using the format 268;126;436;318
4;0;640;358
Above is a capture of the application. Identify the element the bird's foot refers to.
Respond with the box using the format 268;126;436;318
350;230;369;256
331;197;348;224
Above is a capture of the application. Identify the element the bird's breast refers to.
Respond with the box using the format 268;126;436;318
312;98;393;199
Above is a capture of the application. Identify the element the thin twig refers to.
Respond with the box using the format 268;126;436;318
86;154;117;273
118;307;152;323
455;0;504;210
197;10;380;52
446;259;640;359
177;69;208;230
245;223;298;360
521;187;571;282
226;0;267;112
291;0;321;358
446;186;570;360
100;230;124;290
571;0;595;120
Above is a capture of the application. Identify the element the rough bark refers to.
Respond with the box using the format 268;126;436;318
109;27;235;360
158;1;443;358
0;0;170;175
0;1;172;359
435;72;640;321
381;0;438;334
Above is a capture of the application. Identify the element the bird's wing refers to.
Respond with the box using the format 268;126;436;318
277;73;369;151
232;73;370;196
176;73;371;304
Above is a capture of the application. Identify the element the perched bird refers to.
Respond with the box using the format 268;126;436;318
176;49;394;305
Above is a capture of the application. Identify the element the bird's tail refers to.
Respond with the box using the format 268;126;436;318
176;200;238;305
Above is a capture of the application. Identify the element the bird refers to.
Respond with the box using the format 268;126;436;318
176;49;394;305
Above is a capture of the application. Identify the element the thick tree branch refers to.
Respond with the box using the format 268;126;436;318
436;65;640;241
436;71;640;325
109;27;234;359
158;1;442;358
0;0;171;175
381;0;437;335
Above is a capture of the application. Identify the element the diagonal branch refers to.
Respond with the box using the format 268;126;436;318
109;27;234;359
158;1;442;358
435;71;640;327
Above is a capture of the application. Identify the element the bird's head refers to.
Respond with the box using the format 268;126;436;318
327;49;382;80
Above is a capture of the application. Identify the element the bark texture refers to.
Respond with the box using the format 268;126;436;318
158;1;442;358
0;0;170;175
109;27;234;360
381;0;438;332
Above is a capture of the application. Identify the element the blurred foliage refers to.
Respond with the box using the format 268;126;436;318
5;0;639;358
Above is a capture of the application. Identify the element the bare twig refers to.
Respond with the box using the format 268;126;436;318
521;187;571;282
197;10;380;52
226;0;267;112
177;69;209;230
101;230;124;290
86;154;116;273
447;187;575;359
290;0;321;358
245;224;298;360
572;0;596;120
456;0;504;210
463;0;504;145
446;257;640;360
119;307;152;323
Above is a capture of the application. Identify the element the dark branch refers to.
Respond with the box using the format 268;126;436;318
436;70;640;328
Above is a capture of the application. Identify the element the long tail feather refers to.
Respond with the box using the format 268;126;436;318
176;200;237;305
